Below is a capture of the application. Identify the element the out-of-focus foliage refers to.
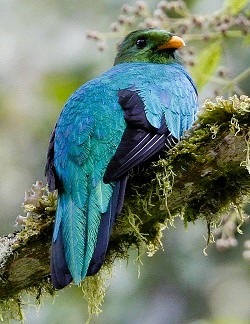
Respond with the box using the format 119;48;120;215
224;0;249;15
190;40;222;91
0;0;250;323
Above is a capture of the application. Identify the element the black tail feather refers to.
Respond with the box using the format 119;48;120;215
50;225;73;289
87;176;127;276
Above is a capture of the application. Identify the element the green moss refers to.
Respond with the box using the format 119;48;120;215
81;266;112;323
0;183;56;322
0;278;55;322
153;94;250;233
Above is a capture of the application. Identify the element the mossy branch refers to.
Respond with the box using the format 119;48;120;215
0;95;250;321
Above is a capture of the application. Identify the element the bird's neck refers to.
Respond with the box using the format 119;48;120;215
114;50;183;66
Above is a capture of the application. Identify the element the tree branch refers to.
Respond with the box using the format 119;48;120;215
0;95;249;321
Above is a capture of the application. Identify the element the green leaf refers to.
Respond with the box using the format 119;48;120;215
223;0;248;15
190;41;222;91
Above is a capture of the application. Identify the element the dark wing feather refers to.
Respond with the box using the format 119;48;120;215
87;176;127;276
50;224;73;289
45;127;57;191
104;89;177;183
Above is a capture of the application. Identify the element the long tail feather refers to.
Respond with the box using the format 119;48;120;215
87;176;127;275
51;224;73;289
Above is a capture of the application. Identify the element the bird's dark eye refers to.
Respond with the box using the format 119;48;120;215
136;38;147;49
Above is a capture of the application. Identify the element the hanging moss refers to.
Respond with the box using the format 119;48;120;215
0;277;55;322
80;265;112;323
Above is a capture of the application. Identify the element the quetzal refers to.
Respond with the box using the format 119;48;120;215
46;28;198;289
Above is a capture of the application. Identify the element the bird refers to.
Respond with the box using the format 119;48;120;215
45;28;198;289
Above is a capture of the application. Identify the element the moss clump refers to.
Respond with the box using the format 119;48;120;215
15;181;57;245
0;182;56;322
153;94;250;226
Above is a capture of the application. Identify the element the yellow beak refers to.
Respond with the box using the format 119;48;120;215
157;35;185;50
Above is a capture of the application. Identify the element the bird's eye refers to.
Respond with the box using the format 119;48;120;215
136;38;147;49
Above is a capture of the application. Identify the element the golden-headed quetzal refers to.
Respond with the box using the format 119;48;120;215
46;29;198;289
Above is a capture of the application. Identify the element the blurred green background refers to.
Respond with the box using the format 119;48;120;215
0;0;249;323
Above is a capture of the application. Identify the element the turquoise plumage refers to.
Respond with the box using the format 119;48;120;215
46;29;198;289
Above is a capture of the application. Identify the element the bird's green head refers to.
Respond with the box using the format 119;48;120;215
114;28;185;65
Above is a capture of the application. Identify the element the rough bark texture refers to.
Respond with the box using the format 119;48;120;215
0;95;249;320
